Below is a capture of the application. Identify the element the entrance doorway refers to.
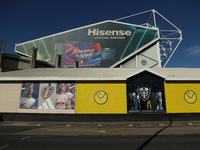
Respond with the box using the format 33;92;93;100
127;71;166;113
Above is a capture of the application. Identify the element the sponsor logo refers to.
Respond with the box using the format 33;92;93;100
184;90;197;104
38;98;55;109
137;86;151;101
88;29;132;36
94;90;108;105
41;86;54;100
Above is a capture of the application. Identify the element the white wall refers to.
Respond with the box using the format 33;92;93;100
0;82;21;112
121;42;161;68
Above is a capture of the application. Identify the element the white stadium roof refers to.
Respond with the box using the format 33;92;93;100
0;68;200;81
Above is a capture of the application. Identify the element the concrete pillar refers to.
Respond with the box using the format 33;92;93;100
2;40;6;53
0;39;3;52
0;53;3;72
55;54;62;68
0;39;5;72
30;47;37;69
73;61;78;68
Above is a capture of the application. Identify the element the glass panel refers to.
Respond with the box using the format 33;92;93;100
16;21;158;67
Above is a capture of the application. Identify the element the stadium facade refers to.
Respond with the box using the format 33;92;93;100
1;10;200;116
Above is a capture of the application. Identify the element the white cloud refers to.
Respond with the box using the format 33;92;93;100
184;45;200;56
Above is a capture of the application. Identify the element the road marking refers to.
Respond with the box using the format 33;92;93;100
21;135;31;140
47;130;106;132
0;145;8;149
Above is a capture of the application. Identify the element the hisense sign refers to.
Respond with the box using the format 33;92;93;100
15;20;158;67
88;29;132;36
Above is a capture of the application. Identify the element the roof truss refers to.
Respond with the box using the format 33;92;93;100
115;9;182;68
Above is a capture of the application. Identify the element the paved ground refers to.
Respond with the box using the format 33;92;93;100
1;134;200;150
1;120;200;136
1;121;200;150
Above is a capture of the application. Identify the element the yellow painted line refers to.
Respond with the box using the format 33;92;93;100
0;145;8;149
21;135;31;140
189;123;193;126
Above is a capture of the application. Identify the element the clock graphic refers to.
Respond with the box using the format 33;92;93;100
184;90;197;104
94;90;108;105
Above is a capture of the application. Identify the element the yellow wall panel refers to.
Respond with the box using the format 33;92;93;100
165;82;200;113
76;81;127;114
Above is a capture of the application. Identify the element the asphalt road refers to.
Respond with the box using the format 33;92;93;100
1;121;200;149
1;121;200;136
1;134;200;150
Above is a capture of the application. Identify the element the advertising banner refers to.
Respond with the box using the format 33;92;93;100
20;82;39;109
65;41;101;66
20;82;75;110
15;21;158;67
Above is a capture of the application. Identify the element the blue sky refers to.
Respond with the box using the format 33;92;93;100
1;0;200;68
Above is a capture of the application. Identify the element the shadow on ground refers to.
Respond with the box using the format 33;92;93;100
136;118;173;150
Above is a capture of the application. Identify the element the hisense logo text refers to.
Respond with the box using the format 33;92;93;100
88;29;132;36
